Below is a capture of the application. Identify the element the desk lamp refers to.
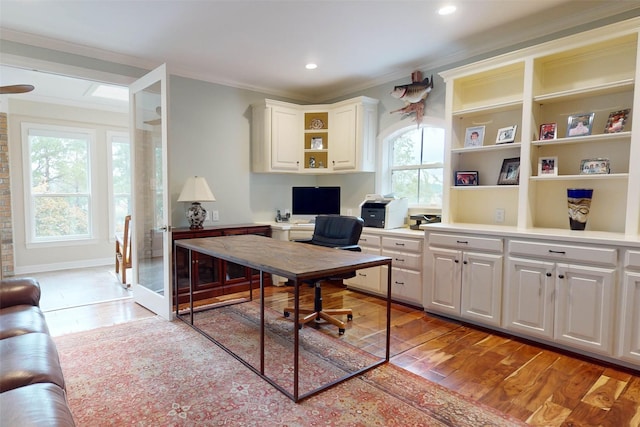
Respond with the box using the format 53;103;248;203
177;176;216;229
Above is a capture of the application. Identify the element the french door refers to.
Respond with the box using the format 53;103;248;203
129;64;172;319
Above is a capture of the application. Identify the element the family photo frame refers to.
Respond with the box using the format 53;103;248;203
539;123;557;140
604;109;630;133
455;171;479;186
580;158;610;174
310;136;324;150
497;157;520;185
464;126;485;148
538;156;558;176
566;112;594;137
496;125;517;144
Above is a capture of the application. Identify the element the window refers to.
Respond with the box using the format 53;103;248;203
383;121;445;208
22;123;95;243
108;132;131;234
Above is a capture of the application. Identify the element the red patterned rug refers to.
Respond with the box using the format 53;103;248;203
54;303;525;426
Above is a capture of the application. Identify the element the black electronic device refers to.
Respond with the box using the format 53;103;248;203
292;186;340;216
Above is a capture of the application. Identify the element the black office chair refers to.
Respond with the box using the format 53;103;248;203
283;215;364;335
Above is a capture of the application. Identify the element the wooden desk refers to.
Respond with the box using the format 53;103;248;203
174;234;392;402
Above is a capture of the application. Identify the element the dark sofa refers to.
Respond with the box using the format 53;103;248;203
0;277;75;426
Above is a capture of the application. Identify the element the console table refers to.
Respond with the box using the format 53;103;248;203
174;234;392;402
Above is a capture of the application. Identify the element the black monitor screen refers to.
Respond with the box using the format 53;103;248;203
292;186;340;215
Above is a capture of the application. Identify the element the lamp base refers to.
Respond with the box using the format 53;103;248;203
186;202;207;229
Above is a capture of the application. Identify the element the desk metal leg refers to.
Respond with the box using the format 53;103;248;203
293;278;300;402
386;261;392;361
259;270;264;375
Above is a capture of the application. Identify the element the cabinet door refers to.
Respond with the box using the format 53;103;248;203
346;246;381;294
554;263;615;355
271;105;301;171
330;103;357;171
461;252;503;327
505;257;555;339
425;247;462;315
618;271;640;365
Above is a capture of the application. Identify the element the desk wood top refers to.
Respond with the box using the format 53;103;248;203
175;234;391;282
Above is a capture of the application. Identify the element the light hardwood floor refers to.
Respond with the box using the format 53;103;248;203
32;269;640;426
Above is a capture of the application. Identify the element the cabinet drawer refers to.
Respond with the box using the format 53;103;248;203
624;250;640;269
382;266;422;305
382;250;422;270
429;233;502;253
382;236;422;253
359;234;381;248
509;240;617;266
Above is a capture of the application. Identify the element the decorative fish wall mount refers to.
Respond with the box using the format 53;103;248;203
390;71;433;124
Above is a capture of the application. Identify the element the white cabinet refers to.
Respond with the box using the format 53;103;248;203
252;96;378;174
330;98;377;172
425;232;503;326
345;233;381;294
618;251;640;365
505;240;617;356
382;235;424;306
252;100;301;172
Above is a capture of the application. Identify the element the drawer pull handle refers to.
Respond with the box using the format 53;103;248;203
395;242;405;246
457;240;468;244
395;258;405;262
395;281;405;285
358;273;367;277
549;250;566;254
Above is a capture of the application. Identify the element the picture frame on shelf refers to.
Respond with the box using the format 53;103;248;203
497;157;520;185
566;112;594;137
455;171;479;186
464;126;485;148
538;156;558;177
310;137;324;150
604;109;630;133
496;125;517;144
580;158;610;175
539;123;557;140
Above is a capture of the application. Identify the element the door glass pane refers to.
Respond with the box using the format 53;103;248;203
134;81;164;294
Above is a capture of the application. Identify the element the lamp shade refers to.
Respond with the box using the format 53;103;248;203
177;176;216;202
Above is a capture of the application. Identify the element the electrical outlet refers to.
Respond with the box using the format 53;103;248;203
494;208;505;223
212;210;219;221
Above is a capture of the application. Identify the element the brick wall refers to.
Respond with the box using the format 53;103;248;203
0;113;14;277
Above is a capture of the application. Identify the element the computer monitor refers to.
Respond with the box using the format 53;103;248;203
291;186;340;216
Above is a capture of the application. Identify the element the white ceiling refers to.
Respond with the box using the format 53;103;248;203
1;1;639;107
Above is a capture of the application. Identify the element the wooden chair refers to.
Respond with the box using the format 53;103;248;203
115;215;132;285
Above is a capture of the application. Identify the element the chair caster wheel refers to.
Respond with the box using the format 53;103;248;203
283;311;290;318
347;314;353;321
339;328;345;335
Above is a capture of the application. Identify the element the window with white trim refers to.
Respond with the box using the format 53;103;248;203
22;123;95;243
108;131;131;234
386;123;445;207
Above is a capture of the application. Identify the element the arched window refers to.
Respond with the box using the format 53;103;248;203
378;118;445;209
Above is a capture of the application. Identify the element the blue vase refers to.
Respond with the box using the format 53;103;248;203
567;189;593;230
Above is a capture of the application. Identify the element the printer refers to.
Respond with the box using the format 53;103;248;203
359;195;409;229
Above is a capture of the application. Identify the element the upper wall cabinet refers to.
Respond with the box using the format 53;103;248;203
251;96;378;174
439;17;640;240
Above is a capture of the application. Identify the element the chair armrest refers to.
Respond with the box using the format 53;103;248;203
335;245;361;252
0;278;41;308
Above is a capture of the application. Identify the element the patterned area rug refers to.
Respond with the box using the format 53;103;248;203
54;303;525;426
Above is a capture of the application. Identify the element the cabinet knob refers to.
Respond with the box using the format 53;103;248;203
463;260;468;264
546;272;552;277
454;259;459;263
558;274;565;279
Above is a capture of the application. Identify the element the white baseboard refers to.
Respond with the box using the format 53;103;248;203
14;257;114;275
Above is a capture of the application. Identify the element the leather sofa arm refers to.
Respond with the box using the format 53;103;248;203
0;278;41;308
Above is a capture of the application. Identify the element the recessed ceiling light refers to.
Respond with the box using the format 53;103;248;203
438;5;457;15
305;63;318;70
